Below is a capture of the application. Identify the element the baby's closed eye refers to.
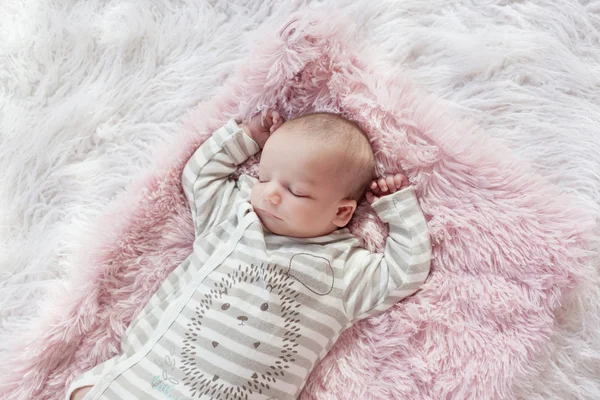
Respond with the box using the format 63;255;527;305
290;188;308;198
258;178;309;198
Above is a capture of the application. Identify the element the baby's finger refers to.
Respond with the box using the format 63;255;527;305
370;181;382;196
378;177;388;192
272;117;283;131
366;191;379;204
264;112;273;126
385;176;396;192
393;174;405;189
271;110;280;124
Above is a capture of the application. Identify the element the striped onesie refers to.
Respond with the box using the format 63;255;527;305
65;119;431;400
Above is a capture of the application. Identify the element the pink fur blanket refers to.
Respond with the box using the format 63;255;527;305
2;8;593;400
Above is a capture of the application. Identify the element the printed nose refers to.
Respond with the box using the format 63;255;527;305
237;316;248;322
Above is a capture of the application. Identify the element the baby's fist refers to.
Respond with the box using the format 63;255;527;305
366;173;408;204
240;109;284;149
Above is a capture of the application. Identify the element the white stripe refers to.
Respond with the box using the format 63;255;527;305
187;283;331;350
402;212;427;227
411;251;432;265
162;319;299;397
412;229;431;244
127;317;156;354
206;268;344;335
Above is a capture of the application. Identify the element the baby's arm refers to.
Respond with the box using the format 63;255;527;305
182;110;283;237
343;174;431;321
182;119;261;237
70;386;92;400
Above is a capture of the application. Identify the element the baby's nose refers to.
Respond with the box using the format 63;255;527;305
264;183;282;204
266;192;281;205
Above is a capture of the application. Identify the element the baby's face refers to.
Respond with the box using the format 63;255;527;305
250;126;356;238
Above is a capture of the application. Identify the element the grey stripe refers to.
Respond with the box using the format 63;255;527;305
408;259;431;275
159;327;305;388
264;232;354;246
235;243;345;299
265;241;352;257
392;188;417;204
393;278;426;293
200;274;339;339
344;264;372;315
189;250;208;275
172;313;314;371
237;236;271;251
377;289;419;310
274;245;349;263
405;240;432;257
206;264;348;327
195;236;216;259
284;261;334;296
102;383;122;399
130;318;155;351
157;335;296;399
130;293;175;347
201;135;215;160
386;242;430;275
386;244;410;272
238;134;250;155
118;368;154;398
180;297;324;355
181;172;195;199
201;154;235;176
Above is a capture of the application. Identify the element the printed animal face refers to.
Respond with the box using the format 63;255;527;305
180;263;302;400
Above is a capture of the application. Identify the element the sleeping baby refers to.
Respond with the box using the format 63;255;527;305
67;110;431;400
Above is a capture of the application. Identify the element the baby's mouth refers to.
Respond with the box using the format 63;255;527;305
259;208;282;221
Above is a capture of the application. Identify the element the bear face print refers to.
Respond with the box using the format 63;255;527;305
180;263;302;400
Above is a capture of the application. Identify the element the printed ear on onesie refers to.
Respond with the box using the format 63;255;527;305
287;253;334;296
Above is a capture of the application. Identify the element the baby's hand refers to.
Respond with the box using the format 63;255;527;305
366;173;408;204
240;109;284;149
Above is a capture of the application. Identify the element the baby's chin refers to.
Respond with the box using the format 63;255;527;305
256;213;281;235
257;215;297;237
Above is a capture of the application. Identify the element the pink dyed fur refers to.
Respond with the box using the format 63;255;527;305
1;8;593;400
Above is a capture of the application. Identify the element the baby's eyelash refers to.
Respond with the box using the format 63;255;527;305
259;178;308;198
289;188;307;198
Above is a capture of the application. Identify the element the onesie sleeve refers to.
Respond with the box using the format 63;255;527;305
342;186;431;322
182;118;261;237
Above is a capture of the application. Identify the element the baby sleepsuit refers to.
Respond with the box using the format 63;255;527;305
65;119;431;400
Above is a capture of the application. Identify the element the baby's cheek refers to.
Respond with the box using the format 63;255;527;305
294;203;318;222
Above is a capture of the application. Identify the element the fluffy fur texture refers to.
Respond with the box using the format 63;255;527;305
1;1;599;400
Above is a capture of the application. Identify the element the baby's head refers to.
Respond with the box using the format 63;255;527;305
250;112;376;238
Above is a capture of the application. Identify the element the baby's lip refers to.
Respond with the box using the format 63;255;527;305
258;208;283;221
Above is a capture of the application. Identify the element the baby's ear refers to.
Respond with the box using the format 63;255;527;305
332;199;357;228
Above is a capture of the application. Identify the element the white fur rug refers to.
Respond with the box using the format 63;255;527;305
1;0;599;398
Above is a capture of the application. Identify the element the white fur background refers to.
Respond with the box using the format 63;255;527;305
1;0;599;398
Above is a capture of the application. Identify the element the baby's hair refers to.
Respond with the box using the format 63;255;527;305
283;112;376;203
